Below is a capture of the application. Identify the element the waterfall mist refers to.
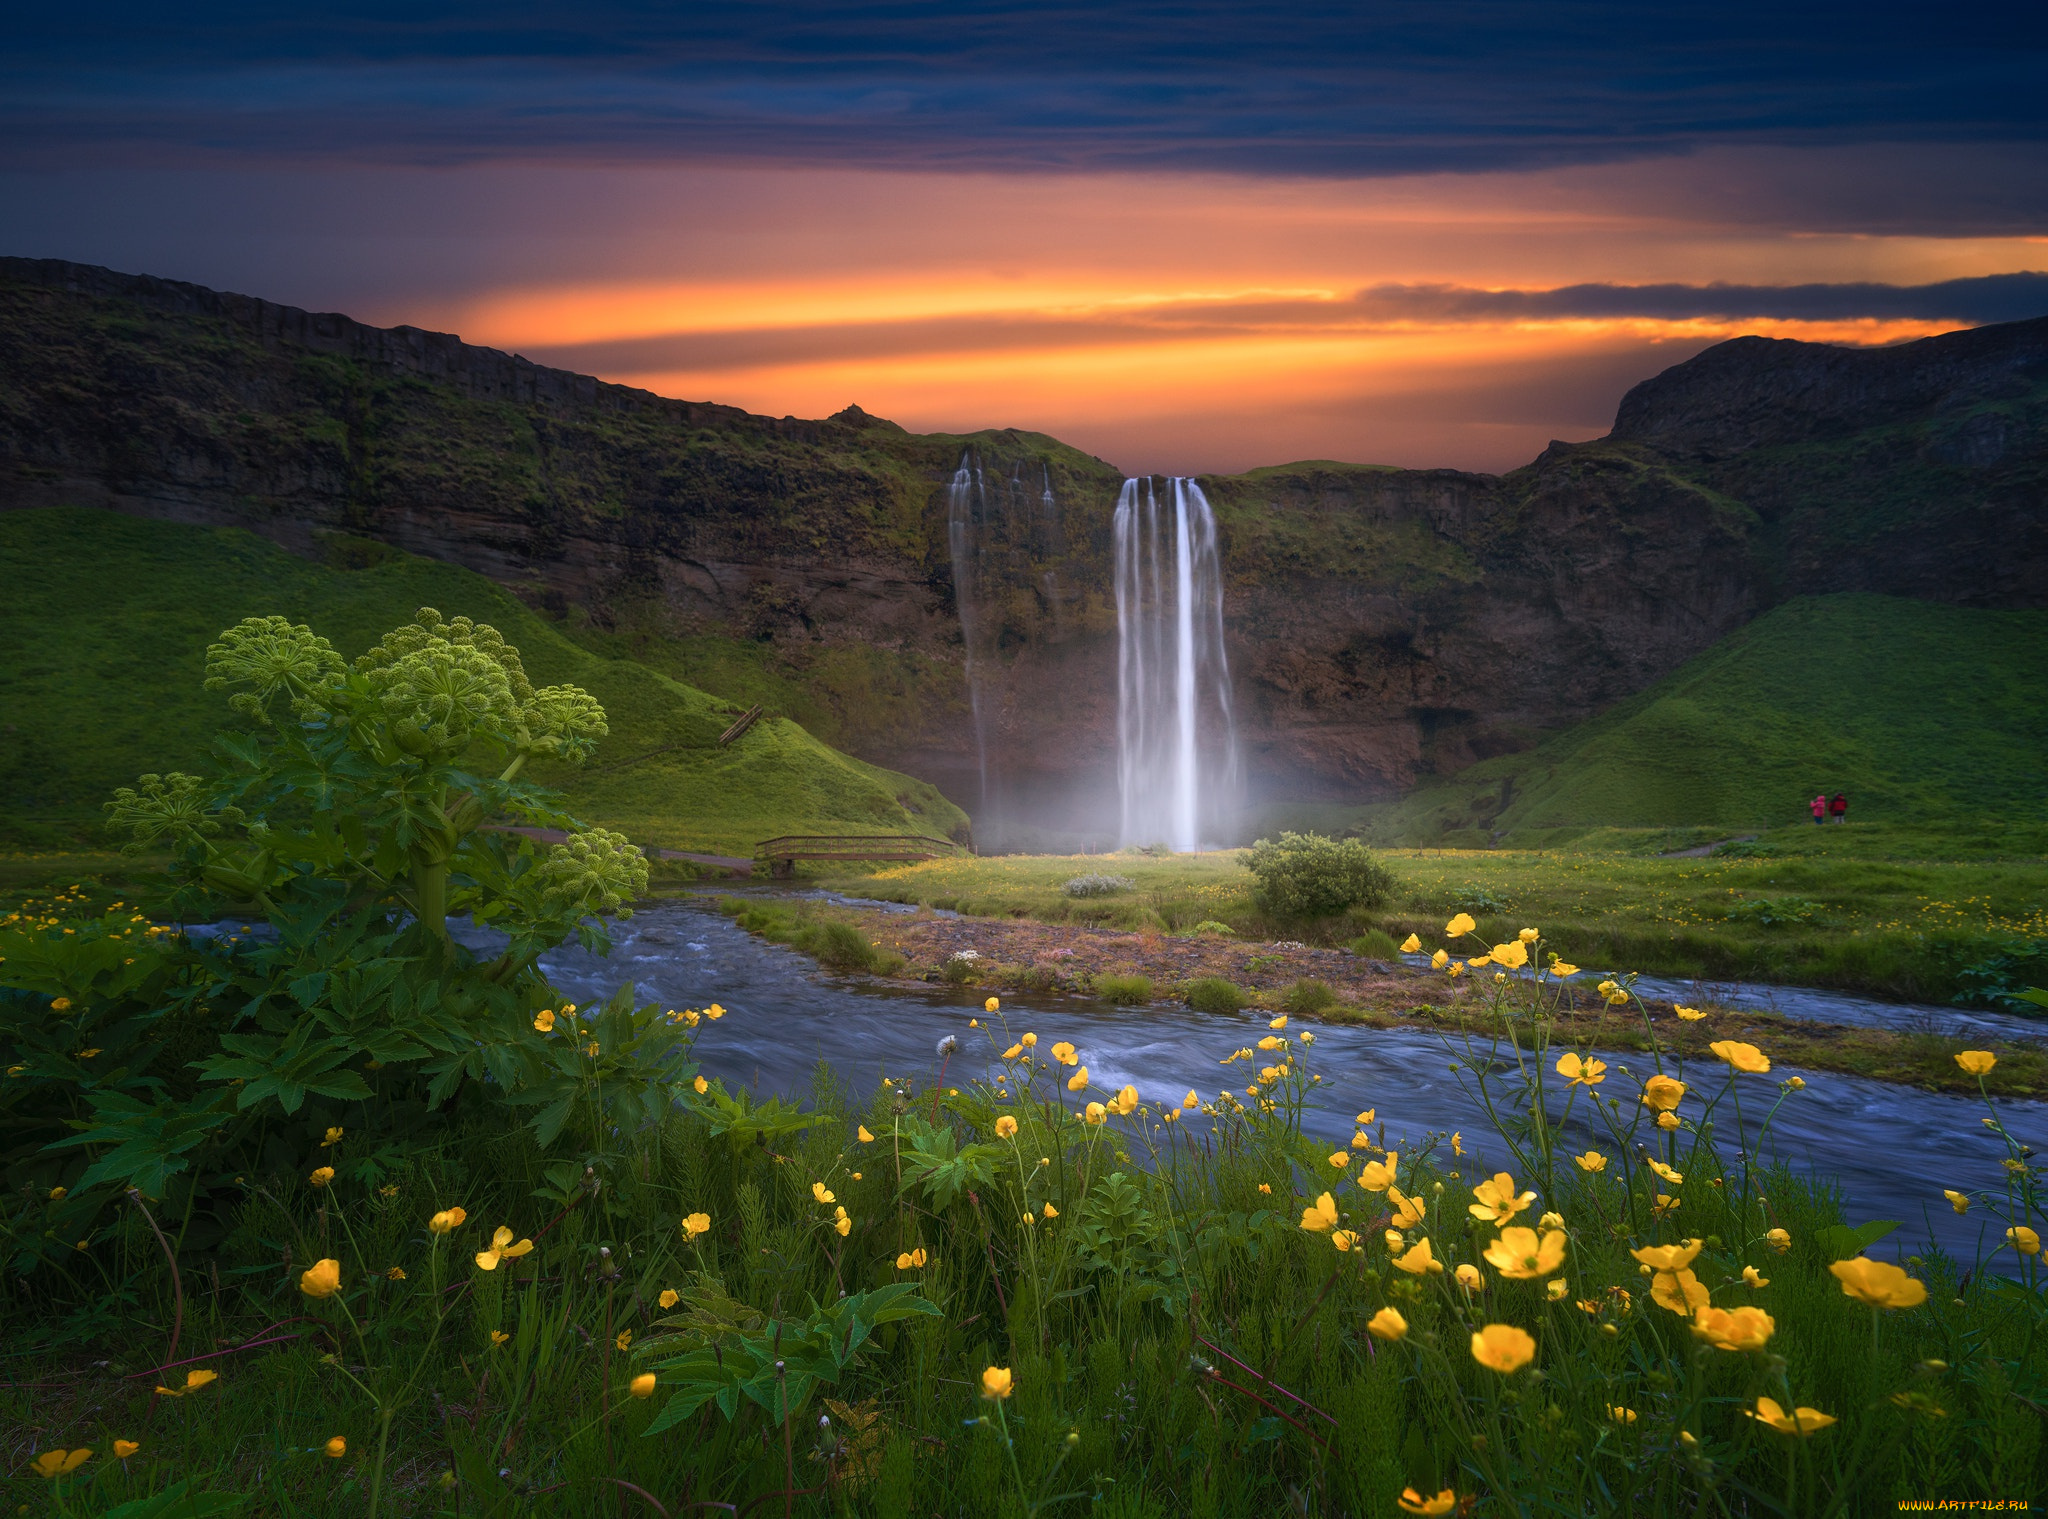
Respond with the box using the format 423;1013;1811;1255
1113;476;1240;851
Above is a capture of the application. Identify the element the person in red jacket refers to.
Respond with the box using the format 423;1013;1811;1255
1810;793;1827;825
1830;792;1848;824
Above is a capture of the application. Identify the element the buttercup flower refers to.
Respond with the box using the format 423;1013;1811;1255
833;1205;852;1237
1656;1112;1681;1130
995;1114;1019;1139
1393;1238;1443;1276
1830;1256;1928;1310
1366;1306;1408;1341
813;1182;835;1205
2007;1226;2040;1256
155;1369;217;1397
1002;1042;1023;1058
1021;1033;1037;1048
1183;1090;1200;1108
1050;1041;1077;1066
1710;1040;1771;1074
1357;1108;1376;1125
1556;1053;1606;1086
1648;1159;1684;1185
1084;1101;1107;1125
1766;1227;1791;1253
1454;1263;1483;1290
308;1166;335;1188
1518;927;1539;943
657;1287;681;1309
385;1266;405;1281
615;1330;632;1350
1358;1152;1399;1192
1483;1226;1566;1280
630;1373;657;1398
1327;1151;1351;1169
1674;1006;1706;1022
1468;1172;1535;1223
1430;950;1449;969
1575;1150;1607;1173
1067;1067;1090;1091
1640;1075;1686;1112
1490;939;1528;969
533;1010;555;1032
113;1440;139;1459
1470;1323;1536;1373
1300;1192;1339;1232
491;1330;510;1346
896;1247;929;1269
858;1125;875;1142
1549;961;1578;978
694;1076;709;1094
1692;1304;1775;1351
1944;1189;1969;1215
32;1449;92;1478
1650;1270;1708;1314
1397;1490;1456;1517
300;1258;342;1298
981;1366;1014;1400
321;1126;344;1147
1445;913;1476;936
985;997;1000;1013
475;1227;535;1272
1607;1406;1638;1424
1954;1050;1997;1076
1742;1265;1770;1287
683;1212;711;1239
1399;934;1421;953
1631;1239;1702;1272
1746;1397;1836;1437
1388;1186;1426;1229
1331;1229;1360;1251
1042;1202;1058;1219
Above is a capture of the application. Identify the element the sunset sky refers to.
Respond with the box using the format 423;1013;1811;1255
5;3;2045;474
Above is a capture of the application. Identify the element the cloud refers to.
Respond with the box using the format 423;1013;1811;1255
5;2;2046;185
521;274;2048;376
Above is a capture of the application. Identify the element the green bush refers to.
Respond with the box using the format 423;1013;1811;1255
1239;831;1395;919
1095;972;1154;1004
809;919;879;972
1189;919;1236;936
1349;927;1403;959
1282;977;1337;1014
1185;976;1245;1014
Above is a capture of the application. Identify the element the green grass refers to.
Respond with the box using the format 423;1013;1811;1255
827;829;2048;1006
1329;594;2048;844
0;508;967;855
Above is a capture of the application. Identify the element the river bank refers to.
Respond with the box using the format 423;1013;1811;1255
700;892;2048;1097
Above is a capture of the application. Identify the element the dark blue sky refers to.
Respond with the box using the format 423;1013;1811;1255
7;2;2046;186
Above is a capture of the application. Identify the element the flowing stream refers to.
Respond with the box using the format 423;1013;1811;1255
537;895;2045;1265
1113;476;1239;850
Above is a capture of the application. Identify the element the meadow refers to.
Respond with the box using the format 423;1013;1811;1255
4;608;2045;1516
824;824;2048;1010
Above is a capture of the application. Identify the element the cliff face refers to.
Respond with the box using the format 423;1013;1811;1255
3;257;2043;844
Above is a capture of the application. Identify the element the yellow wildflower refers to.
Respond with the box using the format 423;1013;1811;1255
833;1205;851;1236
1067;1066;1089;1091
1300;1192;1339;1232
1943;1189;1969;1214
113;1440;139;1459
1746;1397;1835;1436
154;1369;218;1397
981;1366;1014;1400
1399;934;1421;953
2009;1226;2041;1255
1692;1304;1775;1351
813;1182;836;1205
1392;1238;1443;1276
1742;1265;1769;1287
1607;1406;1637;1424
1483;1226;1566;1279
1648;1159;1683;1185
1470;1323;1535;1373
1366;1306;1408;1341
1710;1040;1771;1074
995;1114;1019;1139
896;1247;929;1269
1954;1050;1996;1076
32;1449;93;1478
1050;1041;1078;1066
321;1126;344;1147
429;1206;466;1234
1651;1269;1709;1314
1674;1006;1706;1021
1397;1490;1456;1517
308;1166;335;1188
475;1227;535;1272
1829;1256;1927;1310
1555;1052;1605;1086
682;1212;711;1238
1430;950;1448;969
1388;1186;1426;1229
1766;1227;1791;1253
1454;1262;1482;1290
300;1258;342;1298
1490;940;1528;969
533;1009;556;1032
1467;1172;1535;1223
629;1373;657;1398
1445;913;1476;936
1640;1074;1685;1112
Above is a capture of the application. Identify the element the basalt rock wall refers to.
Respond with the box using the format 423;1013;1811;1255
3;257;2043;838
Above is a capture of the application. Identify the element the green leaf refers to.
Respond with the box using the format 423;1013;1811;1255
1816;1220;1903;1259
93;1479;248;1517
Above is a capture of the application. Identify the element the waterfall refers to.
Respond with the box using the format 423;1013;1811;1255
1113;477;1239;851
946;452;991;814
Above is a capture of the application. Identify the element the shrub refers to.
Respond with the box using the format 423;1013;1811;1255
1283;977;1337;1015
1448;885;1512;915
1239;831;1395;919
1189;920;1236;936
1095;972;1154;1004
1062;872;1136;898
1185;976;1245;1014
811;920;879;972
1349;928;1402;959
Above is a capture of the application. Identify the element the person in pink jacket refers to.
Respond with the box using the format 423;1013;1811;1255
1810;793;1827;825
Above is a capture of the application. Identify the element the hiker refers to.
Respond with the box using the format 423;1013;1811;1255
1831;792;1848;824
1810;793;1827;825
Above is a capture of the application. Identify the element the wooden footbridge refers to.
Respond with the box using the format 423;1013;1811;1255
755;834;964;879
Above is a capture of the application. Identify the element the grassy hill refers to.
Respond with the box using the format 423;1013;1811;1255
0;508;968;855
1311;594;2048;846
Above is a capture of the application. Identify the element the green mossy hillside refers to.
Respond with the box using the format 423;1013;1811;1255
1352;593;2048;843
0;507;967;854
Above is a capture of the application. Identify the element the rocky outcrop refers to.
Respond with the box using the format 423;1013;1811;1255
2;256;2042;841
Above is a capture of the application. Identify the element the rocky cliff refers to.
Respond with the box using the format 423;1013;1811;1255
3;257;2043;844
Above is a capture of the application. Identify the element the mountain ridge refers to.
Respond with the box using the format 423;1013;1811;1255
2;256;2042;844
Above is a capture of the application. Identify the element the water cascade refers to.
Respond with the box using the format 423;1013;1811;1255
1113;477;1239;850
945;453;992;813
